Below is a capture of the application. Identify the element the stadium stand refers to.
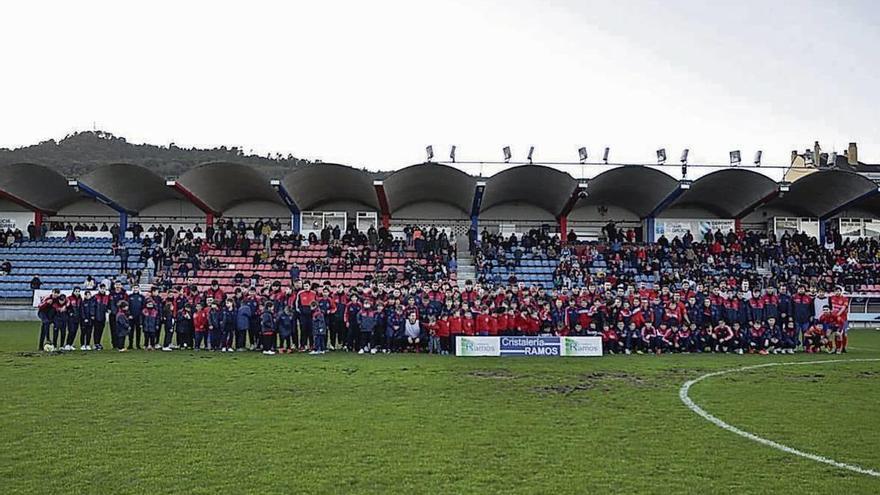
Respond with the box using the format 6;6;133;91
0;238;143;297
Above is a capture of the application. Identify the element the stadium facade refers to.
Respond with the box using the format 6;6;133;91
1;157;879;243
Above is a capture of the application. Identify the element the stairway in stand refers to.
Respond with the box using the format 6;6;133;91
455;236;476;289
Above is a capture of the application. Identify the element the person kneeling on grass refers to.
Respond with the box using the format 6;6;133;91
404;312;421;352
803;320;827;353
261;302;276;355
640;321;661;355
602;322;621;354
781;320;798;354
748;321;769;355
114;301;131;353
711;320;734;353
819;305;843;354
766;317;783;354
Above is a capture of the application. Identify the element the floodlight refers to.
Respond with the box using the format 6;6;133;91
527;146;535;164
450;145;456;163
578;147;588;163
503;146;512;163
754;150;762;167
602;147;610;164
730;150;741;166
657;148;666;164
680;149;689;164
425;145;434;162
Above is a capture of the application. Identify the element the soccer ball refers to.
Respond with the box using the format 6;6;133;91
43;343;56;352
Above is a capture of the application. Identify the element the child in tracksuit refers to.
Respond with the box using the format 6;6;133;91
357;302;378;354
222;300;237;352
176;305;194;349
208;302;223;351
261;302;277;355
142;300;160;350
193;303;209;350
236;302;252;351
277;305;295;353
160;302;175;351
79;290;97;350
426;316;441;354
114;301;131;352
311;301;327;354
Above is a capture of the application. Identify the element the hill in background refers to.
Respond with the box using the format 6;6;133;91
0;131;319;178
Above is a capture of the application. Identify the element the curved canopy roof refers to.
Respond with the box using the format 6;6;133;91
0;163;80;213
765;170;878;218
667;169;778;218
573;166;678;218
177;162;282;212
80;163;182;212
384;163;475;214
282;163;378;211
481;165;576;216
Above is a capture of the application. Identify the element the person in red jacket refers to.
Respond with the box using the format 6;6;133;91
602;323;620;354
829;287;849;353
193;303;210;351
436;314;451;355
475;307;492;336
461;310;475;336
448;310;463;345
819;305;842;354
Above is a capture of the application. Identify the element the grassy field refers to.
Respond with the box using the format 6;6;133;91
1;322;879;494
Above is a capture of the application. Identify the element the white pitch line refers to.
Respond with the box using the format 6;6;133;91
679;358;880;478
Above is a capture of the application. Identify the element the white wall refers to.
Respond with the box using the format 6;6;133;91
393;201;468;221
223;201;291;223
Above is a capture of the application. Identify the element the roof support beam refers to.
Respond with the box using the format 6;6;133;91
0;189;55;216
270;180;302;234
644;181;691;242
557;182;588;243
69;179;135;239
470;181;486;231
733;183;790;232
166;180;219;227
373;180;391;229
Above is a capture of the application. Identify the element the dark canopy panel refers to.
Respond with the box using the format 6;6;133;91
0;163;81;213
80;163;182;212
384;163;475;215
573;166;678;218
481;165;577;216
667;169;778;218
764;170;877;218
282;163;378;211
178;162;282;212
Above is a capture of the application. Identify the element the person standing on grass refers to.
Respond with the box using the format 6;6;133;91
114;301;131;352
311;301;328;355
51;294;68;349
176;304;194;350
829;286;849;353
64;287;81;351
128;286;144;350
277;304;295;353
208;301;223;351
356;301;378;354
142;300;159;350
221;299;237;353
236;299;252;352
261;302;277;355
93;285;109;350
296;282;317;351
161;301;175;351
193;303;209;351
37;289;57;350
79;290;96;350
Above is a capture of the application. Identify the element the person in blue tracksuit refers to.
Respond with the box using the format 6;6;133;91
51;294;69;349
128;286;145;349
356;302;378;353
311;302;328;354
277;305;295;352
235;302;252;351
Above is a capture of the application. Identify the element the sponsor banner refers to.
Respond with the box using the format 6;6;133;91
45;231;135;239
560;336;603;356
455;336;603;357
456;336;501;357
0;212;34;231
654;219;735;240
500;336;561;356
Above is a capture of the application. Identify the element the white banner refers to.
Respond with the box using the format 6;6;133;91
654;219;735;240
0;212;34;231
456;336;603;357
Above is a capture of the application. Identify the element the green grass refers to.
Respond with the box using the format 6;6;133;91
1;323;879;494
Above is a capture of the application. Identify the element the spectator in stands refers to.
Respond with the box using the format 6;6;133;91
0;259;10;275
30;275;42;289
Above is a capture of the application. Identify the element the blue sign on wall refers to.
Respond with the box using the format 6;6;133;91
499;336;561;356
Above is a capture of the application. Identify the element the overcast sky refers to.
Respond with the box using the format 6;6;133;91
2;0;878;179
